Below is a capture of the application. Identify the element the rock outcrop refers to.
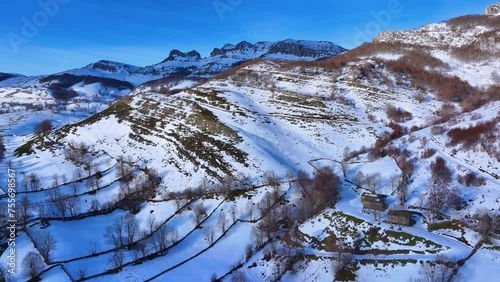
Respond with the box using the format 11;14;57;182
485;3;500;15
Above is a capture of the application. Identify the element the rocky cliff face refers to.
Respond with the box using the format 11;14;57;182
208;39;347;60
485;3;500;15
373;15;499;49
164;50;202;62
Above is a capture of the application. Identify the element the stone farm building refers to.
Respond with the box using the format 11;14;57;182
387;210;413;226
361;193;387;211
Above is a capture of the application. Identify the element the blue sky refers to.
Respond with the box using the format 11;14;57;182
0;0;492;75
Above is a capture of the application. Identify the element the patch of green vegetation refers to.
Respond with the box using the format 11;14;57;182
358;259;418;267
428;220;463;231
385;230;441;248
186;103;241;141
167;125;248;179
14;138;36;156
320;231;337;252
227;188;248;201
275;93;327;109
189;89;231;110
335;269;357;281
343;214;364;225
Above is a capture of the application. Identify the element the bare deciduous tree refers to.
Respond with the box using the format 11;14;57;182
365;173;381;194
51;174;59;188
151;224;169;252
390;174;401;194
409;255;457;282
167;227;179;245
147;214;157;235
105;216;125;247
34;119;53;136
67;196;80;217
36;231;57;261
28;173;41;192
428;181;449;221
229;204;238;223
90;199;100;212
17;196;32;229
88;241;98;255
205;226;216;245
21;251;44;279
397;180;409;204
231;270;248;282
330;242;354;279
263;171;280;189
125;214;139;245
109;250;125;269
472;210;500;239
340;146;351;178
192;203;206;225
217;213;228;233
245;201;255;221
353;171;365;188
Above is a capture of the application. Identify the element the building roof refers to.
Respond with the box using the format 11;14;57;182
388;210;412;217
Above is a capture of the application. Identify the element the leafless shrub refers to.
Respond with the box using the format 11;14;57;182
431;125;446;135
457;172;485;187
386;105;413;122
430;157;452;185
447;118;498;149
421;148;436;159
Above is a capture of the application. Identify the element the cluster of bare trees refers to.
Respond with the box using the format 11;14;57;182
409;255;457;282
105;214;140;248
426;157;462;220
166;174;251;209
21;173;41;192
297;167;341;213
34;119;53;136
45;189;80;219
32;231;57;262
330;241;355;280
116;155;134;194
103;211;183;265
251;167;341;249
17;196;32;229
63;142;96;177
117;167;161;213
150;223;179;253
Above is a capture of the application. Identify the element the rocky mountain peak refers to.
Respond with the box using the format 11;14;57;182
165;49;201;61
88;60;140;73
485;3;500;15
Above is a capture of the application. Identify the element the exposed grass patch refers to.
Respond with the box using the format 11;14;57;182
14;138;37;156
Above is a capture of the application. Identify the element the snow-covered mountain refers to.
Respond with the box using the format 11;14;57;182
0;9;499;282
0;39;346;112
137;39;347;77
